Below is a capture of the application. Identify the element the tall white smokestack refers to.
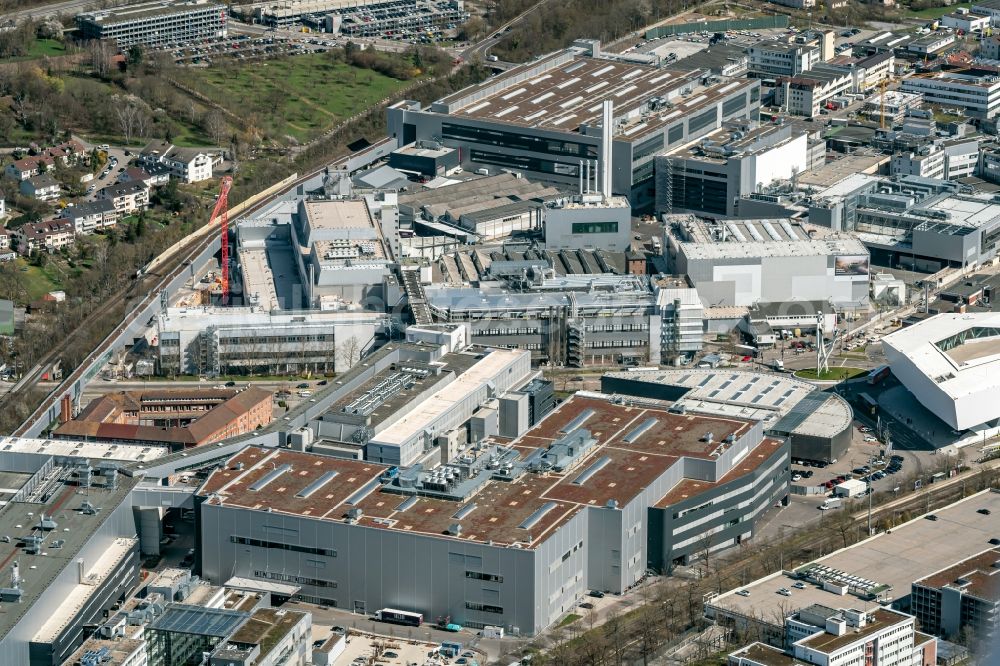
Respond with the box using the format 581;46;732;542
601;100;613;200
579;160;584;195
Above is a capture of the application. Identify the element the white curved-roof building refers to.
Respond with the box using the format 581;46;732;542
882;313;1000;430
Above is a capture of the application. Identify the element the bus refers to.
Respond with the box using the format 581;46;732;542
867;365;891;385
375;608;423;627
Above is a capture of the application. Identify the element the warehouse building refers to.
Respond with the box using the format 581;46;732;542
76;0;227;48
655;121;809;217
52;388;273;449
387;40;761;208
664;215;870;311
197;392;789;635
155;307;386;376
602;368;853;463
291;198;395;306
362;346;532;466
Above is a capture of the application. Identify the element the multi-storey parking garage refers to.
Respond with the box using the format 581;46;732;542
76;0;228;48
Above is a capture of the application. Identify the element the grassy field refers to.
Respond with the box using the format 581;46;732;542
177;54;412;144
29;39;66;58
794;367;867;381
905;2;972;19
6;38;69;62
14;261;62;302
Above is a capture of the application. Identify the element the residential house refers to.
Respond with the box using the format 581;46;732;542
118;166;169;188
97;181;150;215
3;141;87;181
5;156;55;181
0;227;12;262
19;174;61;201
139;140;220;183
58;199;120;235
12;220;75;255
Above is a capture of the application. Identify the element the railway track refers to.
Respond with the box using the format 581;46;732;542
10;165;330;437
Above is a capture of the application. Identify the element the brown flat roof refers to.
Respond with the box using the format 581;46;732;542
732;642;810;666
914;547;1000;602
201;394;772;549
201;448;385;518
656;438;784;507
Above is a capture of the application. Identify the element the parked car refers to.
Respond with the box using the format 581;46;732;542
297;383;309;389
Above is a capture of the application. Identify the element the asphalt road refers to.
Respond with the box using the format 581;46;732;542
1;0;95;22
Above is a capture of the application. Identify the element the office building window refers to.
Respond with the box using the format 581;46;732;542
466;571;504;583
571;222;618;234
466;602;504;614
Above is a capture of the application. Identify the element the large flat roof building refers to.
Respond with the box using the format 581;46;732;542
76;0;227;48
387;40;761;208
0;452;142;666
901;70;1000;120
664;214;869;310
155;306;386;376
198;391;788;635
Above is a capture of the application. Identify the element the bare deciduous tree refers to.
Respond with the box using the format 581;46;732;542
113;95;144;143
202;109;227;146
88;39;115;78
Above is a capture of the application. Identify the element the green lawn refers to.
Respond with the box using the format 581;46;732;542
176;54;411;144
905;2;972;19
557;613;582;627
14;261;62;302
6;38;69;62
29;39;66;58
794;367;868;381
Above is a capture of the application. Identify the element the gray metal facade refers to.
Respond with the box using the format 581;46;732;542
197;420;789;636
386;82;760;209
650;438;789;570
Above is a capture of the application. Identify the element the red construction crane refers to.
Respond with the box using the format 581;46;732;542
210;176;234;304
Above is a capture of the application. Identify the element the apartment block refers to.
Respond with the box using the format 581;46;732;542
97;181;150;215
